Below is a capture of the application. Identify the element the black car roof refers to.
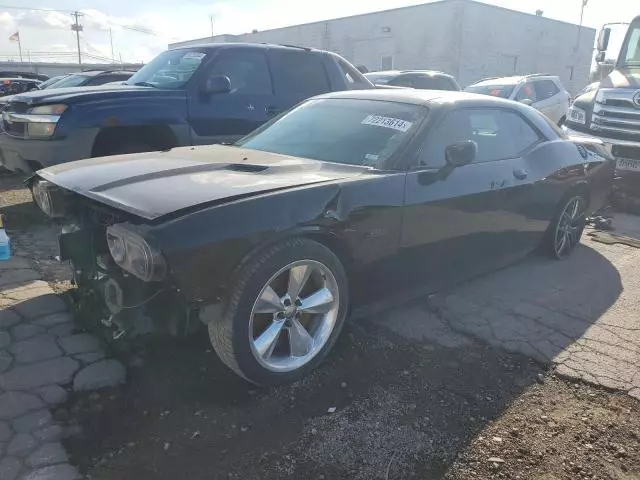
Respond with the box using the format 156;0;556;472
316;89;521;109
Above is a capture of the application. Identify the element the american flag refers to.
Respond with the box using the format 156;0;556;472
8;31;19;43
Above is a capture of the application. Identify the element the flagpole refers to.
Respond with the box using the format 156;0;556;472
17;35;23;63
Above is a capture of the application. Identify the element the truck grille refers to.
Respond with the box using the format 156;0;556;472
591;90;640;141
2;102;29;137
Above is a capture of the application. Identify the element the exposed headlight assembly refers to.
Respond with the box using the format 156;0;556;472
31;179;67;218
106;224;166;282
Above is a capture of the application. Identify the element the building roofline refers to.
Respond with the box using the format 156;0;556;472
169;0;595;48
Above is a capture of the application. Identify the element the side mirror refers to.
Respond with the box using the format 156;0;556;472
595;51;606;63
203;75;231;94
519;98;534;106
445;140;477;168
597;27;611;53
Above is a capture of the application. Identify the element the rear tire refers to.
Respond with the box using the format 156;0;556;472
543;195;587;259
208;237;349;386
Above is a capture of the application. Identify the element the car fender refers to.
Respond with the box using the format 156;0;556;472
153;173;406;303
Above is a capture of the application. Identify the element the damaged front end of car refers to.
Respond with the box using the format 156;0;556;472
29;178;197;341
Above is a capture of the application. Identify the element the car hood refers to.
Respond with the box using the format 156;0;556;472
600;67;640;89
8;85;177;106
38;145;370;221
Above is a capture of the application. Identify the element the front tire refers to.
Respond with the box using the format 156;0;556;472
544;195;587;259
208;237;349;385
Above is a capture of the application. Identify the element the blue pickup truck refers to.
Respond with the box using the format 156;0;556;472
0;43;374;173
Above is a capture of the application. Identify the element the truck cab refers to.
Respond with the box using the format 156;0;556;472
564;16;640;207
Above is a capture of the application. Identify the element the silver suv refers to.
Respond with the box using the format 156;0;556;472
465;74;571;125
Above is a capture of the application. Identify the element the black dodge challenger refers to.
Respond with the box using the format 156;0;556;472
29;90;614;385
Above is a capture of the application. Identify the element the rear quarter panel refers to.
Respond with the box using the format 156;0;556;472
525;139;613;222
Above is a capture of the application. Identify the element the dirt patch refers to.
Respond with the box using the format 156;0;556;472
62;322;639;480
446;381;640;480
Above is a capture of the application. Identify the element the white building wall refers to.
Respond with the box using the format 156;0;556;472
456;1;595;93
169;0;595;94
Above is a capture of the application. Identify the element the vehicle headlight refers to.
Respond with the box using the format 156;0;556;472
106;224;166;282
29;104;68;115
19;104;67;139
31;179;67;218
567;105;587;125
27;122;57;138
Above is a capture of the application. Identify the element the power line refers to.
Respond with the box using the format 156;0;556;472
0;4;72;13
0;4;166;37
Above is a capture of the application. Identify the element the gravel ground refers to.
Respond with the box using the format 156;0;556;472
2;172;639;480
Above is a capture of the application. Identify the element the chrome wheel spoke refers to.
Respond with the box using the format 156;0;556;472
287;264;312;300
249;260;340;373
254;285;284;313
288;318;314;357
254;321;285;359
299;288;335;314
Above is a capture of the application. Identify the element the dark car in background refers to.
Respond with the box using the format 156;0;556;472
0;78;41;96
0;71;48;82
29;90;614;385
36;75;70;90
365;70;460;91
0;43;372;173
48;70;137;89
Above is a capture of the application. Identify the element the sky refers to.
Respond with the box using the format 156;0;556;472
0;0;637;64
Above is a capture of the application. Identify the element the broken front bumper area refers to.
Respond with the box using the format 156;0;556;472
60;226;197;341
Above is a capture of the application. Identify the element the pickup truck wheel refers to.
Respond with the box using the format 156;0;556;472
543;195;587;259
208;237;348;385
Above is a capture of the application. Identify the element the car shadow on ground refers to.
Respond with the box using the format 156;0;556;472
60;243;623;480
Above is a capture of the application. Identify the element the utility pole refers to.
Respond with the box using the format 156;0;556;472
71;11;84;66
109;28;115;63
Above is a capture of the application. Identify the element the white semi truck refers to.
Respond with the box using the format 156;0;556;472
564;16;640;207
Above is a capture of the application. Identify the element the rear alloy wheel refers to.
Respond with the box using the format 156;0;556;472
548;195;586;259
208;238;348;385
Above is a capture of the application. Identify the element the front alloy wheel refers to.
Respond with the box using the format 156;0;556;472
250;260;340;372
208;237;348;385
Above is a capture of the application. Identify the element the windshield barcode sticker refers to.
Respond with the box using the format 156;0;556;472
361;115;413;132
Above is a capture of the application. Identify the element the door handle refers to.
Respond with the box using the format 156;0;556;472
265;106;281;117
513;168;528;180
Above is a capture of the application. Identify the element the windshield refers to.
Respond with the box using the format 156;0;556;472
126;48;208;89
237;98;426;168
619;23;640;67
464;84;516;99
50;74;91;89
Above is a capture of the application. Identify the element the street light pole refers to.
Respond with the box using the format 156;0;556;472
576;0;588;51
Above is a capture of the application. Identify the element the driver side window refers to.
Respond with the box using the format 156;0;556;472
205;50;273;95
417;108;542;168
